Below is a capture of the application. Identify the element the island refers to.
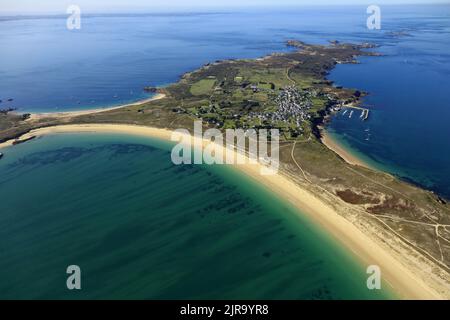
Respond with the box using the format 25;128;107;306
0;40;449;299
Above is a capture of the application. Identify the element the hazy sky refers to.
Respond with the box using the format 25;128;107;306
1;0;448;14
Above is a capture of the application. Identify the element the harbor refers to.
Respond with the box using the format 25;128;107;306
338;105;370;121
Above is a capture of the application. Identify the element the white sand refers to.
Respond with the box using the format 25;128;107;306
27;94;166;121
321;129;371;169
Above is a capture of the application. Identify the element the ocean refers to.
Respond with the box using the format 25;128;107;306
326;5;450;199
1;5;449;198
0;133;390;299
0;4;449;299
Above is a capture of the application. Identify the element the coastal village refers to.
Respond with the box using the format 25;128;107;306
158;42;373;140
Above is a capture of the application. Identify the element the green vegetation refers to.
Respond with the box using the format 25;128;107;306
190;78;216;96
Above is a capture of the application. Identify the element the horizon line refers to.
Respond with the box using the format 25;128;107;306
1;2;448;16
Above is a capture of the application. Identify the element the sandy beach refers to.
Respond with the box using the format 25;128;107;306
320;129;372;169
27;93;166;121
0;123;445;300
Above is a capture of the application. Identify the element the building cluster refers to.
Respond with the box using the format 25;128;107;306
271;86;313;127
243;86;315;135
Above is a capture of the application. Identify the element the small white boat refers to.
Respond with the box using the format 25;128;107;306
0;152;3;159
349;110;354;118
343;110;348;116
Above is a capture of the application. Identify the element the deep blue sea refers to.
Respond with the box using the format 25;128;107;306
0;6;449;207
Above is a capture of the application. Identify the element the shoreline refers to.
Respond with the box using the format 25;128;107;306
26;93;166;121
0;123;444;300
320;128;374;170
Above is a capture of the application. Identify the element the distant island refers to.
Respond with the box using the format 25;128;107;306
0;40;449;299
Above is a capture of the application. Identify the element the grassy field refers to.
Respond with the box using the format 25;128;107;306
190;78;216;96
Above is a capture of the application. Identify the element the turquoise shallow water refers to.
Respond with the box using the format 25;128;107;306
0;133;392;299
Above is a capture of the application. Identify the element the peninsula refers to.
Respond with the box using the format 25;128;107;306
1;40;449;299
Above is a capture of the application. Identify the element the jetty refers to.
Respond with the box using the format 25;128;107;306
361;108;370;121
343;104;370;121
